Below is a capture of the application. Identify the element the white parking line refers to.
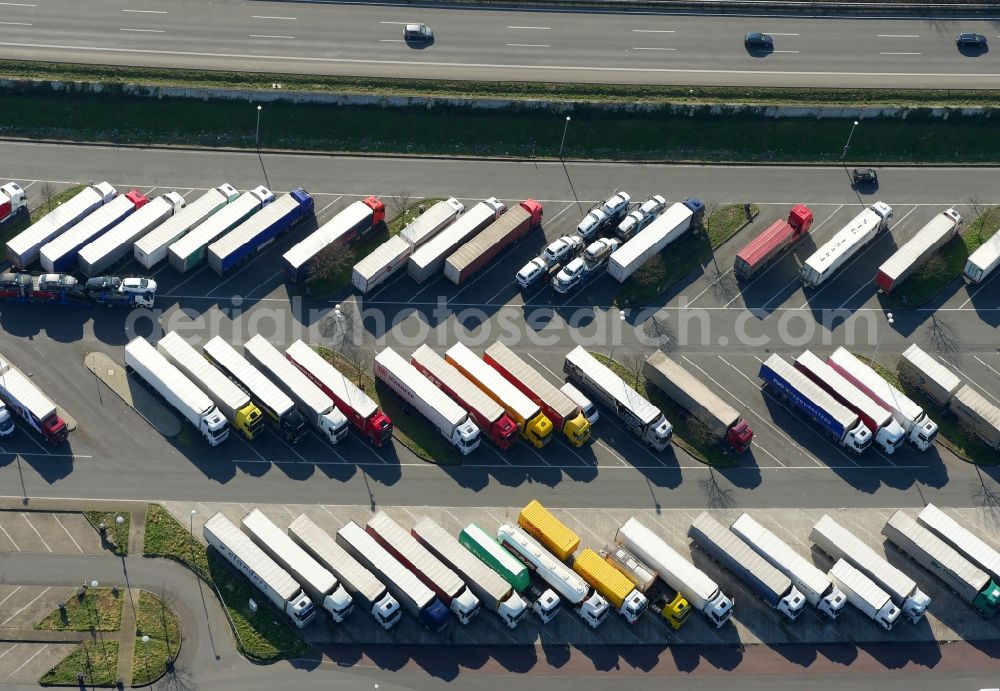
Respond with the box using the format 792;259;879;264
2;587;51;626
52;514;83;554
0;523;19;550
6;644;48;681
0;587;22;607
21;513;51;552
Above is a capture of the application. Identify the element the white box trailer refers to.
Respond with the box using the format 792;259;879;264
800;202;893;287
134;184;239;269
810;514;929;623
917;503;1000;585
608;201;696;282
408;198;505;283
40;190;146;272
78;192;186;277
240;508;353;622
875;208;962;294
7;182;116;269
689;512;806;621
400;198;464;246
563;346;672;451
373;347;480;454
828;559;900;631
124;336;229;446
615;517;733;628
898;343;962;407
242;335;349;445
964;229;1000;284
366;511;480;624
169;186;273;272
730;513;846;619
203;512;316;628
288;515;402;629
412;516;528;629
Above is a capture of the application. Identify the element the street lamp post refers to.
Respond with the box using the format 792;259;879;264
558;116;571;158
841;119;860;160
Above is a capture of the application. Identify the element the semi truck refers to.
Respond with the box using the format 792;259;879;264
207;188;314;274
794;349;905;454
169;186;274;273
964;229;1000;284
7;182;116;269
445;342;552;448
203;512;316;629
373;347;481;455
78;192;186;277
288;515;401;629
828;558;900;631
242;335;349;445
444;199;543;285
730;513;846;619
899;344;1000;451
282;196;385;282
882;510;1000;618
484;341;591;447
366;511;481;624
240;509;354;622
733;205;814;280
285;339;393;447
826;347;937;451
643;349;753;453
688;512;806;621
459;522;560;624
810;514;930;623
134;184;239;269
608;199;704;283
563;346;673;452
336;520;450;631
203;336;308;444
800;202;893;288
758;354;872;454
408;198;506;284
412;516;528;628
0;183;26;225
157;331;264;440
498;522;609;628
124;336;229;446
615;517;734;628
353;198;464;293
517;500;579;561
572;548;649;624
601;542;691;629
875;208;962;294
40;190;147;272
0;355;69;445
410;344;518;450
917;503;1000;585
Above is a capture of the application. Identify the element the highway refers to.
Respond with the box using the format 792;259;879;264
1;0;1000;87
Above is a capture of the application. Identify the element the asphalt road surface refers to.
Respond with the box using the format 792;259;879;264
0;141;997;516
1;0;1000;87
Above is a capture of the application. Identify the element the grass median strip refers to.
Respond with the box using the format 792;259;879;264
40;641;119;687
35;587;122;632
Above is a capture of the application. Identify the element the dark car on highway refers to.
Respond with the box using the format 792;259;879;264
956;33;988;49
744;32;773;50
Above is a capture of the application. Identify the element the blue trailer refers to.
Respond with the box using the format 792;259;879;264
757;354;871;454
206;188;314;275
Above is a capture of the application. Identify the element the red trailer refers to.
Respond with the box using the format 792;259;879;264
734;205;813;280
443;200;543;284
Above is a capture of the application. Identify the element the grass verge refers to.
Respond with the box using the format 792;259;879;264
885;206;1000;308
142;503;307;661
304;197;443;298
131;590;181;686
616;203;757;308
83;510;130;556
40;641;119;687
590;352;738;467
3;90;1000;163
315;346;461;464
0;184;86;247
34;587;122;632
859;355;999;466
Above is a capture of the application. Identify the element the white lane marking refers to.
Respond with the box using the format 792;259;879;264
632;47;677;51
507;43;550;48
1;587;51;626
6;644;47;681
0;21;32;26
0;587;22;607
53;514;84;554
119;28;164;32
0;523;19;550
123;9;167;13
250;34;294;39
507;25;550;30
880;52;922;55
252;15;297;20
632;29;675;33
21;513;51;552
877;34;919;38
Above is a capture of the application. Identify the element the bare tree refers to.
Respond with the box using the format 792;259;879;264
40;182;56;214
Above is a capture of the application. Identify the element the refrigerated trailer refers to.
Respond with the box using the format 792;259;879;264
800;202;893;287
408;198;505;283
240;509;354;622
169;186;274;272
124;337;229;446
875;208;962;294
203;337;308;444
203;512;316;628
207;188;314;274
734;205;814;280
134;184;239;269
7;182;116;269
78;192;186;277
444;199;543;284
282;196;385;282
288;515;401;629
40;190;147;272
917;503;1000;586
0;355;69;445
828;559;900;631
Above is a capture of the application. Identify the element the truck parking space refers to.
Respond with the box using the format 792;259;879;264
0;511;103;555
